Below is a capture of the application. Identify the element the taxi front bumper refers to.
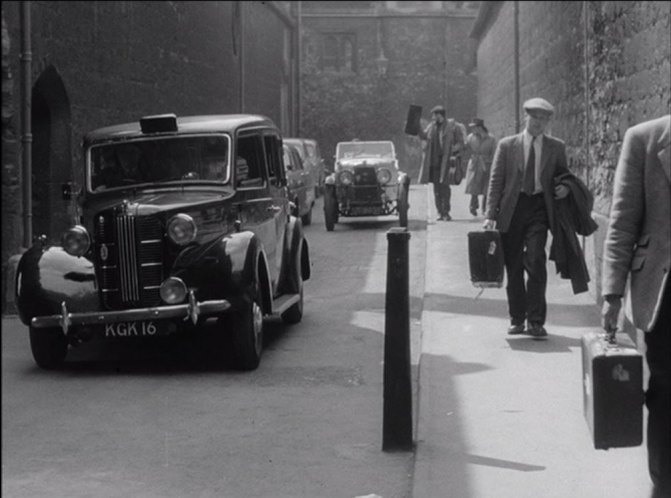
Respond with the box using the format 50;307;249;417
30;290;230;334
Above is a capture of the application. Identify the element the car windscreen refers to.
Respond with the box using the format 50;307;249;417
88;135;231;192
336;142;394;160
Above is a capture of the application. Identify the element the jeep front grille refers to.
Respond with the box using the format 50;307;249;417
96;215;164;309
353;167;377;186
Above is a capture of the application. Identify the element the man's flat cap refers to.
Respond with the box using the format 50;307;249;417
523;97;554;115
430;105;446;115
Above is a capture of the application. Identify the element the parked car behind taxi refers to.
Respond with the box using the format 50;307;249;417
283;142;316;226
283;138;326;197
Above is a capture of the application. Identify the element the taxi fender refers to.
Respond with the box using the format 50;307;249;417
279;216;310;294
15;244;98;326
172;231;271;311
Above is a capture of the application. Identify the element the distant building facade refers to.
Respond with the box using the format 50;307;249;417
299;1;479;177
1;1;300;311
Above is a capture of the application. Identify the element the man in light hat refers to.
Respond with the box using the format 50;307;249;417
483;97;569;339
417;105;465;221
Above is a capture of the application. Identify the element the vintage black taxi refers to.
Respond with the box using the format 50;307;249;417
15;114;310;370
323;140;410;231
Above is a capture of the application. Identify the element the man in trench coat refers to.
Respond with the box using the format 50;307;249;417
417;105;465;221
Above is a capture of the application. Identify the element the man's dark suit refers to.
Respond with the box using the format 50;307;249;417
485;133;570;326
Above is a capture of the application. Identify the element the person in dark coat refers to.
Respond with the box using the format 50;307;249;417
417;105;465;221
483;97;570;339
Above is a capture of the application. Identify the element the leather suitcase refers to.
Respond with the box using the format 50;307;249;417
467;230;504;288
581;331;644;450
404;104;422;136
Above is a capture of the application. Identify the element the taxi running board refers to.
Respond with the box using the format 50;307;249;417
271;293;301;317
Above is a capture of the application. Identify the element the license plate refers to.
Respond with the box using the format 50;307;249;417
103;321;163;338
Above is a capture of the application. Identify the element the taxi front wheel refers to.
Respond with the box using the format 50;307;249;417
30;326;68;369
231;279;264;371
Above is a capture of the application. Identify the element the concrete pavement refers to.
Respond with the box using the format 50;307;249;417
412;184;652;498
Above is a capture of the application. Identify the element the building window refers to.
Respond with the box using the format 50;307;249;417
321;33;357;72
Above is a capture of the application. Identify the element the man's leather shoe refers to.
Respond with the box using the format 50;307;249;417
470;207;477;216
444;214;452;221
507;324;525;335
528;324;548;340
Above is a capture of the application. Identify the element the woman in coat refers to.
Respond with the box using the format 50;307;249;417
464;118;497;216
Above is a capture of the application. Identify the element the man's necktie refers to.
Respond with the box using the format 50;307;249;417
524;136;536;194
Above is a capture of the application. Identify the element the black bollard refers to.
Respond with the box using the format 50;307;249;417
382;227;413;452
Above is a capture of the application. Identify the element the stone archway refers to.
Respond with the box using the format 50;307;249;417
31;65;72;241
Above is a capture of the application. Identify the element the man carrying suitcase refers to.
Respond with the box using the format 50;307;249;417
601;115;671;498
482;97;569;339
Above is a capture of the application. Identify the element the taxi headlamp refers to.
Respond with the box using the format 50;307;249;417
62;225;91;257
167;214;197;245
160;277;188;304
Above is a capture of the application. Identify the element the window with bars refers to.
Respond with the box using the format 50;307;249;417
321;33;357;72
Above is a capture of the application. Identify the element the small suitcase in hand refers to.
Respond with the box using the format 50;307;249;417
467;230;504;288
581;330;644;450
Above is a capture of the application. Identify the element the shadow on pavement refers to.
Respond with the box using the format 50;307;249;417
415;352;473;497
505;334;583;353
423;292;601;328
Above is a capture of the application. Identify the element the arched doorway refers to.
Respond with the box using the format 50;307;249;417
31;66;72;241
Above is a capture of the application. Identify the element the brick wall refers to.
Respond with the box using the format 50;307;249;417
472;0;671;339
1;0;297;312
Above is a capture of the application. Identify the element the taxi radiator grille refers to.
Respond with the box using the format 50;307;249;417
96;215;164;309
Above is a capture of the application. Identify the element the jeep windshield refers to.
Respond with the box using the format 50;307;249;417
88;135;231;192
336;142;394;160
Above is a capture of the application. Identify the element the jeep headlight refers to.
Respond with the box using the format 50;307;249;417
167;214;197;245
377;168;392;185
160;277;187;304
62;225;91;257
339;170;354;186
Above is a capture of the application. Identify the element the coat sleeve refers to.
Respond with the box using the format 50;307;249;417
601;127;646;297
485;139;507;220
